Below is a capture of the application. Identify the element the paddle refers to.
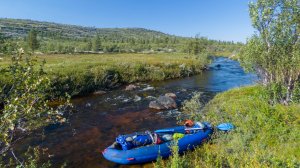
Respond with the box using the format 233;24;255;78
185;123;234;132
154;122;235;134
216;123;235;131
155;129;177;133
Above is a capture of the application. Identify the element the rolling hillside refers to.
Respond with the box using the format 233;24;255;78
0;18;173;39
0;18;241;55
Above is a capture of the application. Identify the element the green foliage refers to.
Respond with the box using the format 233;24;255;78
27;29;39;52
86;40;92;51
154;142;189;168
181;92;204;121
185;35;207;55
0;40;18;55
0;32;4;51
0;147;52;168
155;85;300;167
154;155;165;168
168;142;188;168
292;81;300;102
240;0;300;103
0;50;70;166
21;147;52;168
92;35;101;52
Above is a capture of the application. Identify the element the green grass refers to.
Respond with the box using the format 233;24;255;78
155;85;299;168
0;53;208;97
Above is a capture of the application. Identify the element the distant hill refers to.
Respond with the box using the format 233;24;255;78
0;18;241;55
0;18;174;39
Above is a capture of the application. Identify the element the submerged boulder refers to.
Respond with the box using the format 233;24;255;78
149;95;177;110
215;64;221;70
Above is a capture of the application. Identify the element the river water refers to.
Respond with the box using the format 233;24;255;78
17;57;257;168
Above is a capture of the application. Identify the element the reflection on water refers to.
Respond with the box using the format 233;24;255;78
16;57;257;168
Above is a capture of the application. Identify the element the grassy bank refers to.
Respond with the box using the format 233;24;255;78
155;85;299;167
0;53;208;97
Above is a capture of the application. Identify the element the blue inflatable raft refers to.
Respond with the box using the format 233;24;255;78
102;122;213;165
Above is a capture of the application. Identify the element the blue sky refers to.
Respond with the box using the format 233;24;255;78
0;0;254;42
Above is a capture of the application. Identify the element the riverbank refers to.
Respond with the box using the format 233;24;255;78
5;57;256;167
0;53;209;98
156;85;299;167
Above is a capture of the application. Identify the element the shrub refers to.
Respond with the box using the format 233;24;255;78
0;50;70;167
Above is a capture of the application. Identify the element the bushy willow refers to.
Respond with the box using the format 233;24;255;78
240;0;300;103
0;49;70;166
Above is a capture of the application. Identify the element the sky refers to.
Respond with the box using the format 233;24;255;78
0;0;255;42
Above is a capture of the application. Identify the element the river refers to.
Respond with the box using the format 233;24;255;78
16;57;257;168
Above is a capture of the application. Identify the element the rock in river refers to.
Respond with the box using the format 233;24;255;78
134;95;142;102
125;84;138;91
165;93;177;99
149;96;177;110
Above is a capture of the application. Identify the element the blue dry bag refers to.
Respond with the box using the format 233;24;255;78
132;135;152;146
116;135;134;150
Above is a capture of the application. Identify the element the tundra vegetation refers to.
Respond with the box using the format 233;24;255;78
155;86;299;168
0;15;216;167
0;18;241;56
0;19;239;98
155;0;300;167
1;0;299;167
0;53;209;99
